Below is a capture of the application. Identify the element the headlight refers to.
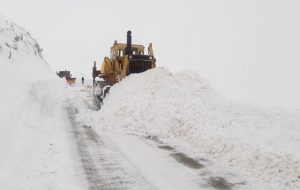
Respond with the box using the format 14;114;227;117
129;55;132;59
149;56;153;60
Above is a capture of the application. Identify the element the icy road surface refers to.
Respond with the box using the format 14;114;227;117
67;85;246;190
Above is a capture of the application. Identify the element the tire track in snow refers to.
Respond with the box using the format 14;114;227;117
68;107;103;190
68;106;155;190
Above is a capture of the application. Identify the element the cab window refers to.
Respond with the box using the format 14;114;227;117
118;49;124;57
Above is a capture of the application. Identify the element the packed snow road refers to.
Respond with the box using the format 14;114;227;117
67;85;245;190
67;107;237;190
68;106;155;190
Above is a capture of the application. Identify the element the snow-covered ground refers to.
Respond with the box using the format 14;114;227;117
1;14;300;190
71;68;300;190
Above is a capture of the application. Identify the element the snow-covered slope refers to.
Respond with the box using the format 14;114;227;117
77;68;300;189
0;14;57;108
0;15;43;60
0;15;84;189
0;14;54;80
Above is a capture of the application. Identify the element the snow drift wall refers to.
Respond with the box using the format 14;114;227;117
0;14;57;120
0;15;78;189
87;67;300;190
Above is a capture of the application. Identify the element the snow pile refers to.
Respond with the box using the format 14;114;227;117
0;15;83;189
90;67;300;189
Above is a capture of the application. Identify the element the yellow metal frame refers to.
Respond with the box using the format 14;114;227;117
97;41;156;84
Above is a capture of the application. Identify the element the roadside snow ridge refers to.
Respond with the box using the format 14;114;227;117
0;15;81;190
92;67;300;190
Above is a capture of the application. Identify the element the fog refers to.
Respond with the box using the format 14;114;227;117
1;0;300;108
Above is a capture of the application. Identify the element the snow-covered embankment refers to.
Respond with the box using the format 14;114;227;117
81;67;300;189
0;15;83;189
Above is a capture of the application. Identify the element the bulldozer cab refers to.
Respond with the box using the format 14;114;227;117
93;31;156;85
110;43;145;59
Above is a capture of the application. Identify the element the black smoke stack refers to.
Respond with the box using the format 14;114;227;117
125;30;133;55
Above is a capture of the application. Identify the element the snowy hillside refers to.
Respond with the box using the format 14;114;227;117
0;15;84;189
0;14;57;118
72;68;300;190
0;14;54;80
0;15;44;61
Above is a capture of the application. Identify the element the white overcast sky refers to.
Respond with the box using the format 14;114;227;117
1;0;300;108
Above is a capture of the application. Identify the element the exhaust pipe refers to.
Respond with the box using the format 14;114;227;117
125;30;133;55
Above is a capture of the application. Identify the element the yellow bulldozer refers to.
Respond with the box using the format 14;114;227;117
92;31;156;105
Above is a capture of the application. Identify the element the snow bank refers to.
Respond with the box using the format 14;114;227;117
88;67;300;189
0;15;83;189
0;14;56;109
